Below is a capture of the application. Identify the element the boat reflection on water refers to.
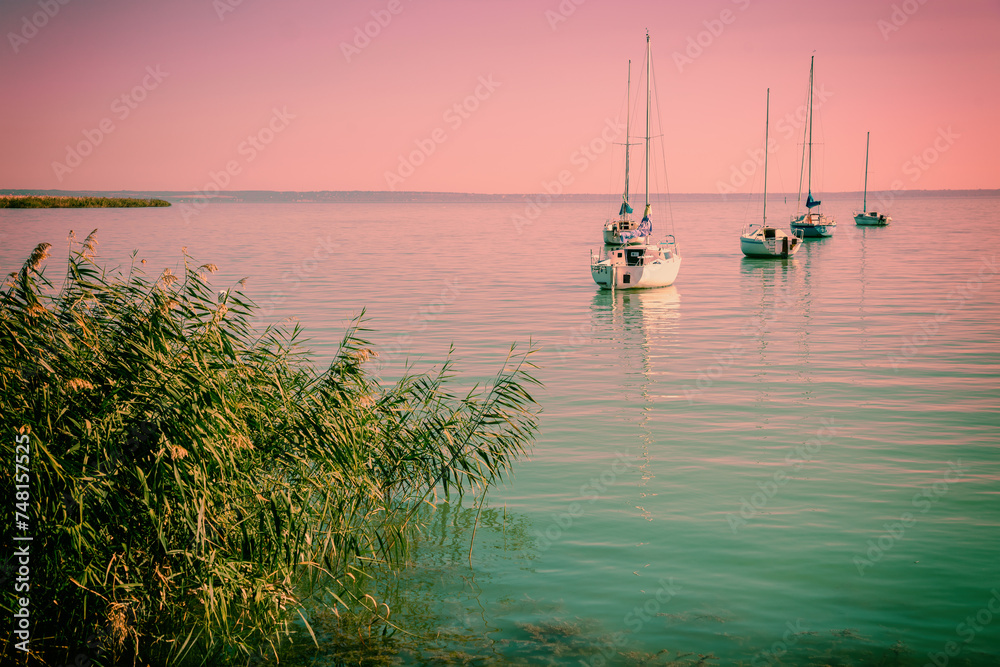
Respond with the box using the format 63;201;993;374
589;285;680;521
739;254;796;311
590;283;681;351
738;250;815;408
738;253;795;279
589;284;682;404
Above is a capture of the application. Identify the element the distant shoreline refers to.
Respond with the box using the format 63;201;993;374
1;195;171;208
1;189;997;205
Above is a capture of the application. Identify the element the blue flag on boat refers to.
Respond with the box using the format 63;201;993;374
619;198;633;215
806;192;821;208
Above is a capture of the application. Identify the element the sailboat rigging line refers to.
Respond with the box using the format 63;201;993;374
743;89;771;225
807;55;814;200
795;75;808;213
862;131;870;211
647;31;676;234
609;69;632;220
644;31;650;209
763;88;770;226
624;59;631;214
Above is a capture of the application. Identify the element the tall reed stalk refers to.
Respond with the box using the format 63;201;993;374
0;232;539;665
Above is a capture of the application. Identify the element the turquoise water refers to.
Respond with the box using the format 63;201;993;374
2;196;999;665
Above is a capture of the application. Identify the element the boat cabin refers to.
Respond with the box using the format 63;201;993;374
601;245;666;267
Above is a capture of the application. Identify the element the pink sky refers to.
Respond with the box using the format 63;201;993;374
1;0;997;194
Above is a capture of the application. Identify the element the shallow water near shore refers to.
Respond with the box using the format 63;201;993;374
3;195;999;664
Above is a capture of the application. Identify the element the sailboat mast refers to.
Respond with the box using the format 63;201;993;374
644;31;650;209
862;131;870;211
763;89;770;224
623;60;631;216
807;55;814;197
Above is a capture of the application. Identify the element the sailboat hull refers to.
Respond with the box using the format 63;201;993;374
740;237;800;258
592;245;681;289
854;212;890;226
790;223;834;238
592;257;681;289
740;226;801;258
790;213;835;237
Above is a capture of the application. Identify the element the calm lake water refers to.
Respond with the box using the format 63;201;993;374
2;196;999;665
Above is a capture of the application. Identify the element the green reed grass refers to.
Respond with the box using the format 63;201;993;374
0;231;539;665
0;196;171;208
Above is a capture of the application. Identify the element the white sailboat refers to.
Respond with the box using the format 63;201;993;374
854;131;891;226
603;60;647;245
789;56;835;238
741;89;802;259
592;32;681;290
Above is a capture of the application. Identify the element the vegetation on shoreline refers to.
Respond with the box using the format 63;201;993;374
0;195;171;208
0;231;539;665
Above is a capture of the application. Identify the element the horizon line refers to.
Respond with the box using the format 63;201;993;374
4;187;1000;198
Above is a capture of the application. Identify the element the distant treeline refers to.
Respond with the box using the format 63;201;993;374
0;195;171;208
161;188;1000;204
